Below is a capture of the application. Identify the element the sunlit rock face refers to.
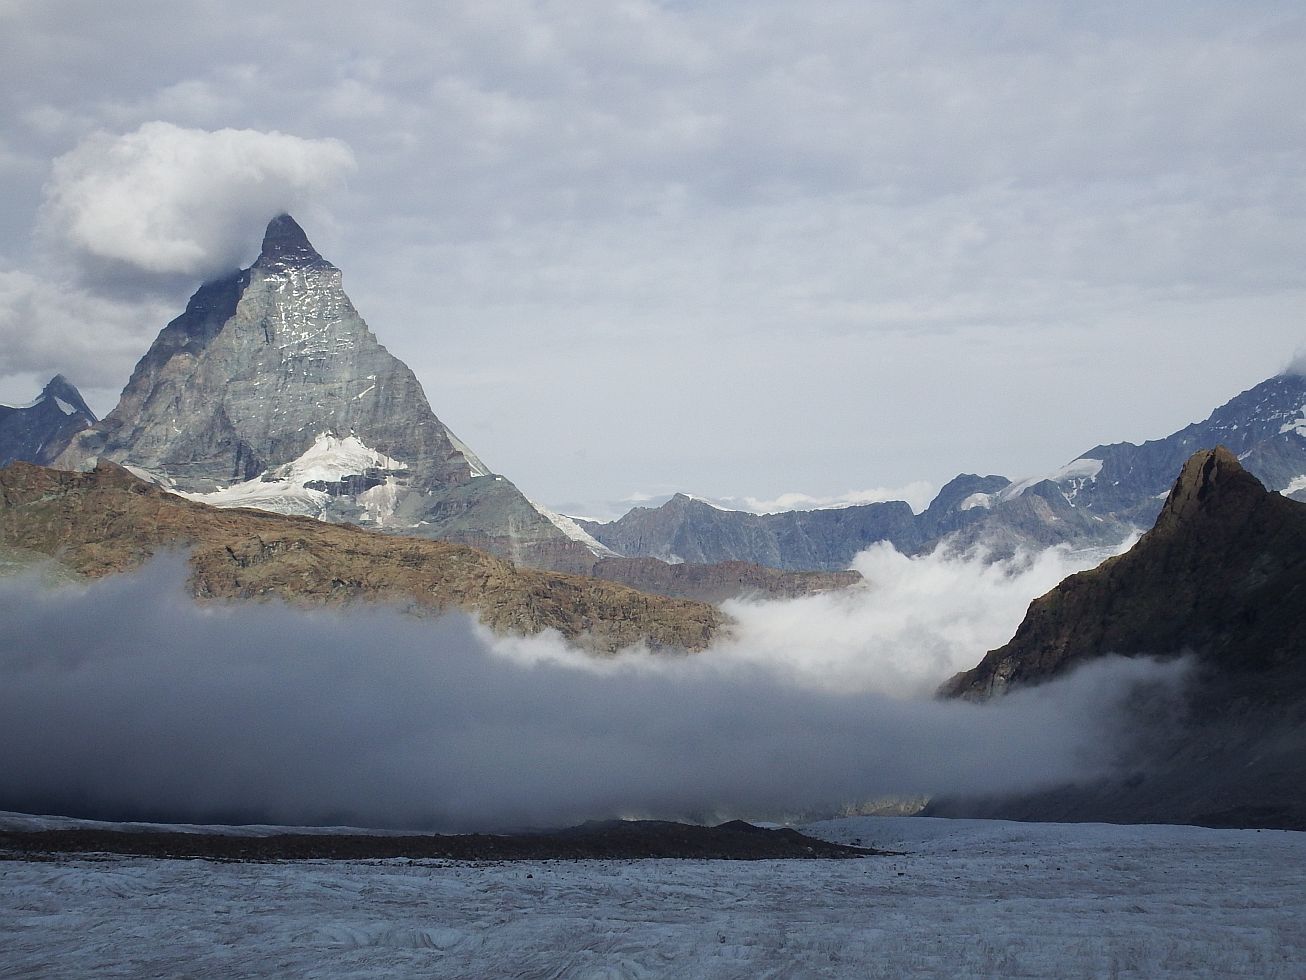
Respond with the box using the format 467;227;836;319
54;215;576;565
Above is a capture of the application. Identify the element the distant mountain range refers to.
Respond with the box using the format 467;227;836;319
580;372;1306;568
933;447;1306;829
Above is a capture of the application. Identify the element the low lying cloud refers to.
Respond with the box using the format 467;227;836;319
0;548;1182;831
717;541;1129;698
41;122;355;281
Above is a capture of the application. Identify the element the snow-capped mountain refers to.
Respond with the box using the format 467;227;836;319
0;375;96;468
585;370;1306;567
54;216;604;569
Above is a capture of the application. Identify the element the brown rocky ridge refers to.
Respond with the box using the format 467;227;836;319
0;460;724;653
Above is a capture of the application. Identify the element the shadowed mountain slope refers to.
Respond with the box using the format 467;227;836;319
931;447;1306;829
941;447;1306;700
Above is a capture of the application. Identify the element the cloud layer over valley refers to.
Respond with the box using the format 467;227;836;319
0;545;1180;831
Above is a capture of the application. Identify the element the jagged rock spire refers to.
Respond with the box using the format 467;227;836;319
255;213;330;270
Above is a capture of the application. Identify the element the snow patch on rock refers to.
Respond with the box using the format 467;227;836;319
1000;457;1104;502
527;498;621;558
265;433;408;484
959;492;994;511
1279;405;1306;438
176;433;408;519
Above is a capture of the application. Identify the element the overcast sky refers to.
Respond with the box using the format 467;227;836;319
1;1;1303;517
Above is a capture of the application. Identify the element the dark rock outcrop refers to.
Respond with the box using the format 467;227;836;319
0;819;884;860
931;447;1306;829
941;447;1306;700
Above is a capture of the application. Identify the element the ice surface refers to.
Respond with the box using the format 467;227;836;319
2;814;1302;978
52;397;77;416
958;491;994;511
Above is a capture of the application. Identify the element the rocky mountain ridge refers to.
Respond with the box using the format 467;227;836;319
583;372;1306;568
930;446;1306;829
0;460;723;653
54;215;584;569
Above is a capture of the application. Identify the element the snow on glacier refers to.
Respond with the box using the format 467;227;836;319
176;433;408;518
1;815;1302;978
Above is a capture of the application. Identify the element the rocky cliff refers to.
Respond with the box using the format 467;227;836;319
0;460;723;653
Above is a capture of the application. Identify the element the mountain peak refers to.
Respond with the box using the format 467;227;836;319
40;375;94;417
256;214;329;269
1155;445;1263;531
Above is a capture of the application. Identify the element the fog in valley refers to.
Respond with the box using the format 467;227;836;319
0;543;1187;831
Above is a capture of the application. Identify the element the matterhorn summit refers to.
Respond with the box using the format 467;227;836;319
55;215;599;567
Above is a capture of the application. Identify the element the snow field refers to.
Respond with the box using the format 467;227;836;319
2;816;1303;978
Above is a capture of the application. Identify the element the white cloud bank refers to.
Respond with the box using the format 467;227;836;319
41;122;355;278
0;540;1172;831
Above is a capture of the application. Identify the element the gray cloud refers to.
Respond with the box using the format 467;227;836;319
0;556;1187;831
